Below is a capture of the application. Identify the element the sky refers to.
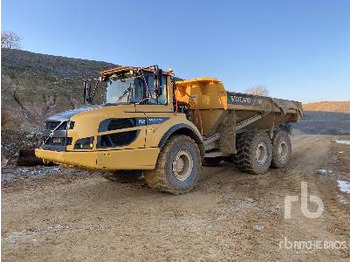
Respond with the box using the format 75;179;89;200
2;0;350;103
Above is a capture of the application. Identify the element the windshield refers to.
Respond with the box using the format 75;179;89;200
104;72;167;105
105;77;144;104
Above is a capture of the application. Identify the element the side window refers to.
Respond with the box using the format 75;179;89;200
145;74;167;105
157;75;167;105
147;75;154;96
131;78;144;103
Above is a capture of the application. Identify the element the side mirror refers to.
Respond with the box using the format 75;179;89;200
154;68;163;96
157;68;163;87
83;80;92;104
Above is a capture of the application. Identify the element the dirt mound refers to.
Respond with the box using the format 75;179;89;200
303;101;350;113
1;129;43;166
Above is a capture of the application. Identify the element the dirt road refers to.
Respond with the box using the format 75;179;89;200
2;134;350;261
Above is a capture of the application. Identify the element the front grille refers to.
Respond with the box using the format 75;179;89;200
46;121;60;130
43;120;70;151
46;121;67;130
43;137;72;146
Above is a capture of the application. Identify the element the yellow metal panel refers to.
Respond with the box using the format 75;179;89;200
96;148;160;170
198;109;226;135
35;149;97;169
35;148;160;170
175;78;228;110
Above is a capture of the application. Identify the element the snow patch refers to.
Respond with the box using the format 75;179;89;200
254;224;264;231
337;180;350;194
335;140;350;145
317;168;333;175
337;195;349;205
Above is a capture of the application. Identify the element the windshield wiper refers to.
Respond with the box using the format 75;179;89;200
116;83;132;103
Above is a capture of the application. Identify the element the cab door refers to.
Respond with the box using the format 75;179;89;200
134;74;176;150
134;74;173;113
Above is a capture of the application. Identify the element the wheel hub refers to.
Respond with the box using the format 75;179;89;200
278;140;288;161
172;150;193;181
255;142;268;165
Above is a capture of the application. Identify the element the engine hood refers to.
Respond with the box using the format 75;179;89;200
47;105;102;122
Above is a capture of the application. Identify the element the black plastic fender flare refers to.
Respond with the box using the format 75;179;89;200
158;123;204;157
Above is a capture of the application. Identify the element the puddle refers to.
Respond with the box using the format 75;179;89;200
337;179;350;194
335;140;350;145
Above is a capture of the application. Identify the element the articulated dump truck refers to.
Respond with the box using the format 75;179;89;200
35;65;303;194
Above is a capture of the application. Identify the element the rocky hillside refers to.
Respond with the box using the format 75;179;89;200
1;48;118;131
294;101;350;135
303;101;350;113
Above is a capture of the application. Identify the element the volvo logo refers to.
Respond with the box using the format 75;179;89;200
228;92;254;105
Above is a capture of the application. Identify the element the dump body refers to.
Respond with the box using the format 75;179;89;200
175;78;303;156
176;78;302;135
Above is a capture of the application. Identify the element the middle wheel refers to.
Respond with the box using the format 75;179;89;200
235;131;273;175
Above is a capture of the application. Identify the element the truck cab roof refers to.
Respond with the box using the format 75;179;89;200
100;66;171;77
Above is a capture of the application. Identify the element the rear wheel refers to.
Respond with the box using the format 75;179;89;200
235;131;272;174
144;135;201;194
271;130;292;168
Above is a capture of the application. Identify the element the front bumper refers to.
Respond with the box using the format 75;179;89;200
35;148;160;170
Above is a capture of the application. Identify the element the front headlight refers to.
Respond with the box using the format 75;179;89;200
74;137;94;149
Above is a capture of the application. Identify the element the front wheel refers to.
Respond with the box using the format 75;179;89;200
144;135;201;194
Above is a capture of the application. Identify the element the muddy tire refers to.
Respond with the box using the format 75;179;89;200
144;135;201;194
271;130;292;168
235;131;272;175
203;157;222;166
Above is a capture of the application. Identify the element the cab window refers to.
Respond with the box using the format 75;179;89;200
145;74;167;105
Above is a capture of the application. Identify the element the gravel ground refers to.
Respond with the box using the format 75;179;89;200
1;134;350;261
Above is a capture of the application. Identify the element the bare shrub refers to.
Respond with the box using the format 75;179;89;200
1;31;22;49
245;85;269;96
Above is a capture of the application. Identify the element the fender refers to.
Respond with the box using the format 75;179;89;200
158;124;204;156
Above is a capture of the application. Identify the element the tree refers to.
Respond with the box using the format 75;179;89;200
1;31;22;49
245;85;269;96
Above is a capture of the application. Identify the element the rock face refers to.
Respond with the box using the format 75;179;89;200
1;48;118;166
1;48;117;131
